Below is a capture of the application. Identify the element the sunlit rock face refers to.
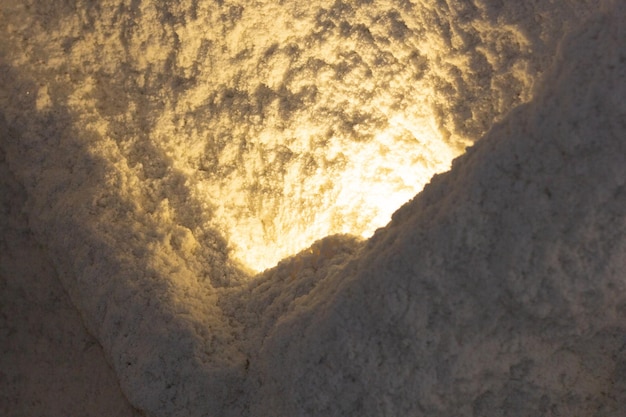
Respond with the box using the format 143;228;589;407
0;0;596;270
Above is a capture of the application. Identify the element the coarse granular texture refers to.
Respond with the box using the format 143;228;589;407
1;1;624;416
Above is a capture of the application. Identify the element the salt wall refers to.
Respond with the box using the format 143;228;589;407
1;1;624;416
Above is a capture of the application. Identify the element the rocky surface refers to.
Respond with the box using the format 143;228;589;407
1;1;624;416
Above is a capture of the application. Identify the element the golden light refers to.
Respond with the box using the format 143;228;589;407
188;108;461;272
23;0;528;273
146;4;475;272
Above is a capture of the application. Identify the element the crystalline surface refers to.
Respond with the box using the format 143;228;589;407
1;1;624;416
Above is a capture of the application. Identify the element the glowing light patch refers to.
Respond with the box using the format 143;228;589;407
72;1;508;273
205;111;460;272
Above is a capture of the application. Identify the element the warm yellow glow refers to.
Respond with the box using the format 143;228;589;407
199;110;460;272
137;3;477;272
165;50;467;272
3;1;548;274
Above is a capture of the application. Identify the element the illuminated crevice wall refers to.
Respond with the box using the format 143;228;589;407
3;0;594;271
2;1;622;417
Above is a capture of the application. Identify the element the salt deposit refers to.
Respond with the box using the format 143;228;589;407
1;0;624;416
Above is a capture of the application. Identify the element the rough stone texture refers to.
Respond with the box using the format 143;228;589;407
1;1;624;416
0;148;144;417
0;0;599;270
249;7;626;415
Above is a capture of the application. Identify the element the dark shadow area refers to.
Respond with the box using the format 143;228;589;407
0;57;250;415
0;142;147;417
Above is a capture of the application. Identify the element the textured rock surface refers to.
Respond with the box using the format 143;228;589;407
0;148;143;417
0;0;599;270
1;0;624;416
247;7;626;415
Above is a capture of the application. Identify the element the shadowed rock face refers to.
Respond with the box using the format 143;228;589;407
250;8;626;415
1;1;624;416
0;145;144;416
